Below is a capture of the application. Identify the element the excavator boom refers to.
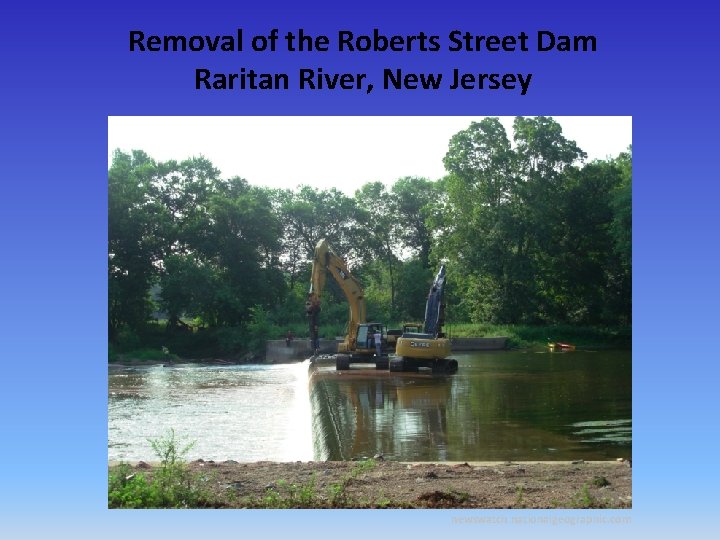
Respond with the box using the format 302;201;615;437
306;239;366;353
423;264;446;337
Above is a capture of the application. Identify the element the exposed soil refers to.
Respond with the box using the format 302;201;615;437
114;459;632;509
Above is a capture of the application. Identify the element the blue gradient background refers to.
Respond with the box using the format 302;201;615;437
1;0;717;537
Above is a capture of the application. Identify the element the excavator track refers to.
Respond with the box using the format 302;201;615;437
389;356;458;373
336;354;351;370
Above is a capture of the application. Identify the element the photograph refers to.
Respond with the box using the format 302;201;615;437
108;116;632;509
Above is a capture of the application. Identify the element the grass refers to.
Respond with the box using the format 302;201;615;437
569;484;595;508
328;458;376;507
244;459;378;509
259;476;319;508
108;429;217;508
109;347;178;363
444;323;631;349
564;483;614;509
592;475;610;488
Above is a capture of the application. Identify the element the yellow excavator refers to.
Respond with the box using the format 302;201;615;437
305;238;390;370
392;265;458;373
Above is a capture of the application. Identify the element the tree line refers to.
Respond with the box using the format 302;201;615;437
109;117;631;357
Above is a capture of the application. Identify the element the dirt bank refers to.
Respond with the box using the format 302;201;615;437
111;459;631;509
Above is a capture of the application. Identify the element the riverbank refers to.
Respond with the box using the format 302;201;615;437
109;324;631;364
108;459;631;509
447;324;631;349
108;357;254;369
111;326;630;366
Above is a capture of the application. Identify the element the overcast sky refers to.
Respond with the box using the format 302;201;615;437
108;116;631;194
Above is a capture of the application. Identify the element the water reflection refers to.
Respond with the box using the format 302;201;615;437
109;349;631;462
310;368;456;461
309;350;631;461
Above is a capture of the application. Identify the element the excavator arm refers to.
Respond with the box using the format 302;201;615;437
423;264;446;337
306;239;367;353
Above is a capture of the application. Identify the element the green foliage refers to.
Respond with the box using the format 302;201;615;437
159;254;220;325
259;475;319;509
245;306;280;352
268;282;307;326
569;484;604;509
393;260;434;321
108;343;118;362
274;185;363;271
352;457;377;474
328;458;377;507
571;485;593;508
446;323;630;348
211;326;249;356
437;118;630;326
121;348;177;361
109;121;631;358
246;462;379;509
109;150;284;342
108;429;214;508
114;327;142;352
592;475;610;487
108;464;156;509
391;177;439;267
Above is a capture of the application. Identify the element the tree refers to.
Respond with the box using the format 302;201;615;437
274;186;362;284
393;259;434;321
607;147;632;324
108;150;166;338
546;161;619;323
610;147;632;272
438;117;623;324
159;254;220;326
110;150;286;345
202;179;283;325
510;117;587;322
354;182;400;314
390;177;439;268
440;118;522;322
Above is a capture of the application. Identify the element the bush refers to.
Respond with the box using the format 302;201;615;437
245;306;280;352
108;429;215;508
115;327;142;352
445;323;631;348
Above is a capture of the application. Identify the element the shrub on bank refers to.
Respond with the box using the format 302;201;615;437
109;430;215;509
444;324;631;349
108;322;631;363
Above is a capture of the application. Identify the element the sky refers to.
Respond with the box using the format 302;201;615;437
108;116;631;194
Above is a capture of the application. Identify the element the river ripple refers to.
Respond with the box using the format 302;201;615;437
109;349;631;462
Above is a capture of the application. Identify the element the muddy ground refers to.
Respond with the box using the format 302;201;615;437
114;459;632;509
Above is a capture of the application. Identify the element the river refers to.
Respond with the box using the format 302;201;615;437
108;349;631;462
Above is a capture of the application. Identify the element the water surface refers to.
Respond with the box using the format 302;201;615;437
108;349;630;462
109;362;312;462
310;350;631;461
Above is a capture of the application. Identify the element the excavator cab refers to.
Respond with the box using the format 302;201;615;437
336;323;389;370
355;323;387;353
